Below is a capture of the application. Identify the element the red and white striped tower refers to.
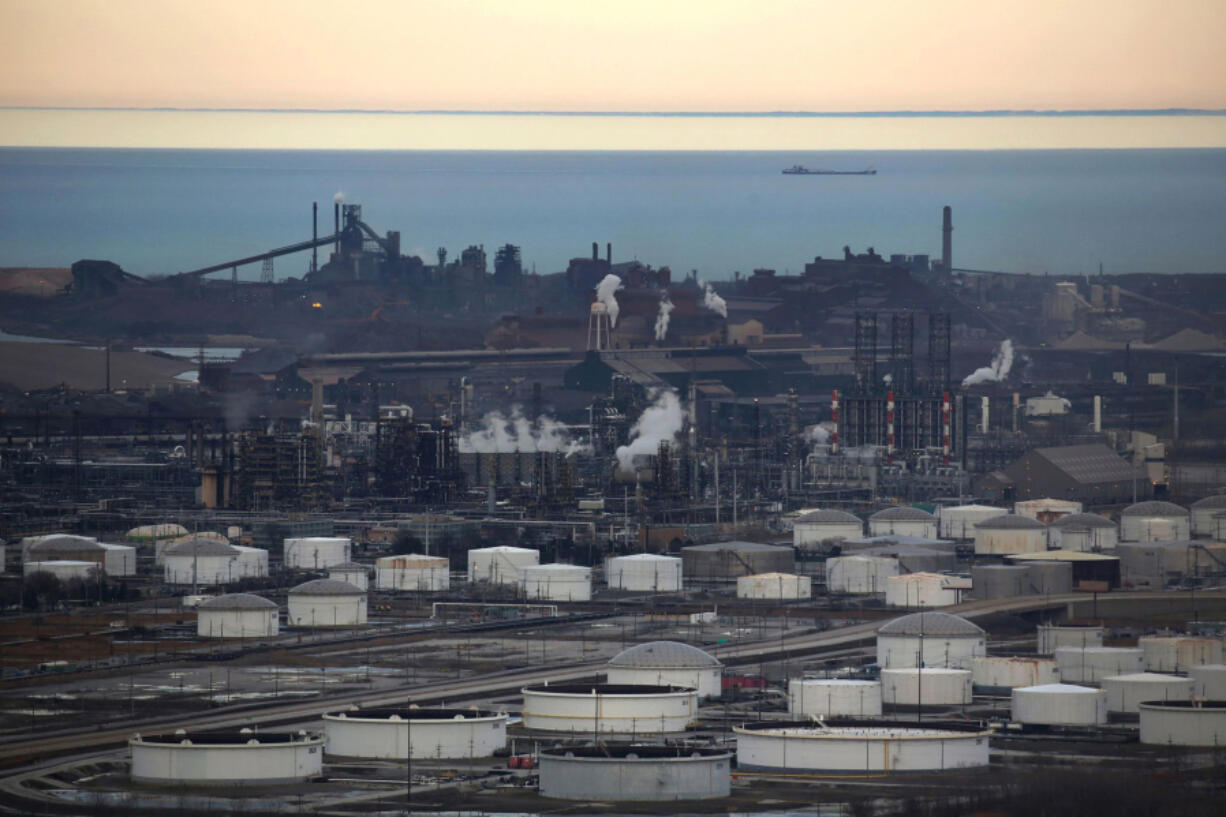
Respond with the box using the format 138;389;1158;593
830;389;840;455
942;390;952;465
886;390;896;462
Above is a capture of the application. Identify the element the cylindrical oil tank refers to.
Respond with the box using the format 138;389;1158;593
1189;665;1226;698
1021;560;1074;595
1014;498;1081;523
1117;540;1226;589
323;707;507;759
789;679;882;718
377;554;449;591
468;546;539;584
1139;636;1225;672
1102;673;1194;713
938;504;1006;540
1119;501;1190;542
735;721;991;773
163;539;246;586
538;745;731;801
1037;624;1104;655
1191;495;1226;537
1139;701;1226;746
736;572;810;600
606;554;682;591
971;564;1032;599
287;579;367;628
23;560;97;582
328;561;369;591
1049;513;1118;552
973;515;1047;555
1054;646;1145;683
876;612;986;669
520;564;592;601
793;509;863;546
129;730;322;785
521;683;697;733
881;668;972;706
868;507;937;539
606;642;723;699
884;572;966;608
156;531;229;565
283;537;351;570
972;656;1060;689
681;541;795;580
826;555;899;594
1011;683;1106;726
196;593;279;639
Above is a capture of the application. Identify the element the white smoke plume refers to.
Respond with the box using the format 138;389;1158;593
333;191;345;205
961;339;1015;387
882;373;893;385
595;274;624;327
654;295;674;342
807;425;830;446
701;281;728;318
615;390;684;474
459;407;588;456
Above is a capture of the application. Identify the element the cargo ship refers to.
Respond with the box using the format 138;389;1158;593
783;165;876;175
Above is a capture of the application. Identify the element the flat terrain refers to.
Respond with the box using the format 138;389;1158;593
0;340;192;391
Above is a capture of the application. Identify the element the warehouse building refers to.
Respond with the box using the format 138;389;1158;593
1004;444;1142;505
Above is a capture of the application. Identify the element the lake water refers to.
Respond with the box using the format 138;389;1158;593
1;110;1224;279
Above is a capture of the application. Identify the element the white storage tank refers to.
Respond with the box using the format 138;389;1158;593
938;504;1006;540
736;572;810;600
734;720;991;773
164;538;262;586
468;545;539;584
21;533;95;560
23;560;98;582
232;545;268;577
606;641;723;699
1190;495;1226;537
826;555;899;594
793;509;863;546
881;668;972;706
1054;646;1145;683
884;572;966;608
538;745;731;801
868;507;937;539
973;514;1047;556
287;579;367;628
520;564;592;601
196;593;279;639
25;536;136;576
1049;513;1118;552
328;561;370;591
789;679;882;718
376;554;449;591
972;657;1060;689
1102;673;1194;713
971;564;1032;599
129;729;322;786
1139;701;1226;746
606;553;682;591
521;683;697;733
1117;540;1226;589
323;707;507;759
126;523;188;542
1014;498;1082;523
1189;664;1226;698
877;612;986;669
1011;683;1106;726
283;537;351;570
1119;501;1190;542
1139;636;1224;672
1037;624;1104;655
156;531;228;564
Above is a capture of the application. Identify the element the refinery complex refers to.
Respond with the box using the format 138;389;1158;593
1;201;1226;815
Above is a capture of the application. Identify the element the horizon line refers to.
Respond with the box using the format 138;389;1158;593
5;105;1226;118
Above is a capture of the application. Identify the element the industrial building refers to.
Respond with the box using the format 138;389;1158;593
24;536;136;576
1003;444;1142;505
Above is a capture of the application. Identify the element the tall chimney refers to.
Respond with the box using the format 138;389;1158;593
981;395;990;433
1093;395;1102;433
942;205;953;275
606;242;612;265
592;242;598;262
334;203;340;257
312;202;318;272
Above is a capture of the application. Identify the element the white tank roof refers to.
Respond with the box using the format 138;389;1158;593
289;578;365;596
198;593;276;610
1017;683;1100;694
469;546;537;553
878;612;984;637
608;640;722;670
1191;495;1226;509
976;514;1046;530
870;507;936;521
1121;501;1188;517
611;553;681;561
1051;513;1117;529
797;510;862;524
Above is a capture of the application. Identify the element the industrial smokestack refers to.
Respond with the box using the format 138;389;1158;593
1093;395;1102;433
981;395;990;433
942;205;953;276
592;242;599;262
334;203;340;257
607;242;612;265
312;202;318;272
1012;392;1020;432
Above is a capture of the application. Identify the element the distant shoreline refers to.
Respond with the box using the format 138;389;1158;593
4;106;1225;118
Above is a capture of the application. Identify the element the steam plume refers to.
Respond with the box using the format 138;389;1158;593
701;281;727;318
615;390;683;474
333;191;345;205
459;407;588;456
962;339;1014;387
595;274;624;327
654;295;674;342
807;425;830;446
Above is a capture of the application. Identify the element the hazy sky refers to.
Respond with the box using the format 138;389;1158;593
2;0;1224;112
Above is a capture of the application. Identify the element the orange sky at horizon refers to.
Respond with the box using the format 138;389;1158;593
2;0;1224;113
